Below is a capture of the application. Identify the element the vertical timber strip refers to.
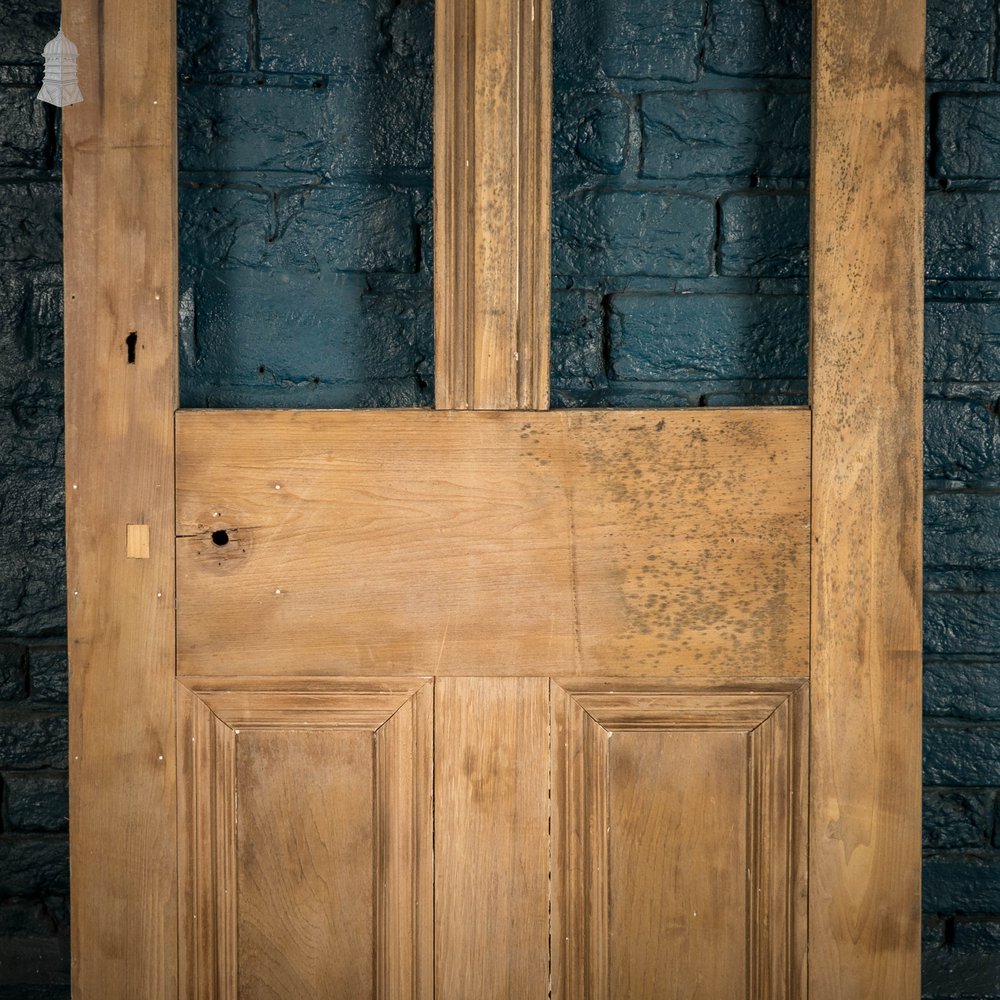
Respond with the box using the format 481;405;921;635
63;0;178;994
810;2;924;997
435;678;549;998
434;0;551;410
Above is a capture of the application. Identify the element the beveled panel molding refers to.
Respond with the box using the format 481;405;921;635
176;678;433;1000
551;679;808;1000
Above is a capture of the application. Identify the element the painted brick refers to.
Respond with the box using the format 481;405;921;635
0;648;25;703
179;75;431;176
0;934;68;987
924;921;1000;997
719;192;808;277
0;275;27;372
0;519;64;637
43;898;65;929
258;0;385;75
925;398;1000;483
2;774;67;833
640;89;809;180
924;853;1000;913
0;987;69;999
0;381;65;637
180;184;415;272
926;492;1000;569
0;88;48;168
196;375;430;409
0;185;60;264
25;650;63;706
551;290;606;391
926;301;1000;383
704;0;810;79
923;790;994;848
926;193;1000;281
0;903;53;937
0;839;67;898
28;280;61;371
553;93;630;178
926;593;1000;657
382;1;434;71
0;714;65;771
183;270;431;392
177;0;248;75
179;185;273;269
0;1;58;65
935;95;1000;180
926;0;994;82
607;292;807;381
925;723;1000;785
278;186;417;272
553;0;703;84
925;661;1000;721
553;191;715;277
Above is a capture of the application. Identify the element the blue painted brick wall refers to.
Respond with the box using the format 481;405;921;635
177;0;435;407
0;0;70;995
925;0;1000;988
2;0;1000;995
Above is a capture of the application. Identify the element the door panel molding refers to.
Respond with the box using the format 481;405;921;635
176;679;433;1000
551;679;808;1000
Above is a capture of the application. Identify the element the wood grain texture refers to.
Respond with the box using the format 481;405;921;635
238;728;375;1000
377;682;434;1000
435;678;549;999
62;0;178;993
810;1;924;996
176;408;809;677
551;680;807;1000
177;688;234;1000
610;730;747;998
434;0;551;409
177;679;432;999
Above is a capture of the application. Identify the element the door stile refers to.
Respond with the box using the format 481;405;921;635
434;0;552;410
63;0;179;995
810;1;924;997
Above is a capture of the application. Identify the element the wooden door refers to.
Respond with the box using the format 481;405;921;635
63;0;924;998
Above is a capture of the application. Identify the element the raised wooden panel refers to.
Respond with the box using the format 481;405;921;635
176;679;433;1000
238;728;374;999
610;731;747;996
176;408;810;677
551;680;807;1000
434;678;549;1000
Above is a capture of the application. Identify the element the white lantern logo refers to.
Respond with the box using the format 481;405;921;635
37;30;83;108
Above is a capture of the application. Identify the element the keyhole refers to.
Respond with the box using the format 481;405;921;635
211;529;230;546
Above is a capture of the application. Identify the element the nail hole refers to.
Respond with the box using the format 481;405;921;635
126;332;137;364
211;529;230;546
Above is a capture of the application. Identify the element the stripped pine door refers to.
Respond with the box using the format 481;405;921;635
63;0;924;998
